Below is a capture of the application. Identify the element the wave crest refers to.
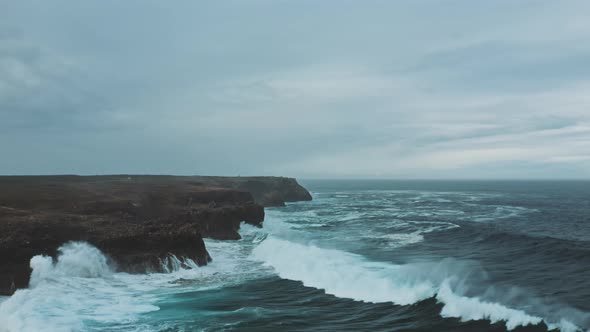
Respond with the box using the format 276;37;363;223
252;236;583;332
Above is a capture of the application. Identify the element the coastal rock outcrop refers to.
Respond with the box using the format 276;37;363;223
186;176;313;207
0;175;310;295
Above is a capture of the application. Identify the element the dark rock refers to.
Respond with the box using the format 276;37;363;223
185;176;312;207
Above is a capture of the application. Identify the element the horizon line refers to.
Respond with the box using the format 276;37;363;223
0;174;589;181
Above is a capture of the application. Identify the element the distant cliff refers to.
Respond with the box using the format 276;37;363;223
183;176;313;207
0;175;312;295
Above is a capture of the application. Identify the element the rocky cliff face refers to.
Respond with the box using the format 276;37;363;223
0;175;310;295
185;176;313;207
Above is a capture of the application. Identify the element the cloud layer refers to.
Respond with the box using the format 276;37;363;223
1;1;589;178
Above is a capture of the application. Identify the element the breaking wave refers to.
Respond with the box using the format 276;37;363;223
252;236;584;332
0;242;160;332
0;239;263;332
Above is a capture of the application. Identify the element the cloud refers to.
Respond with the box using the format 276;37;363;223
0;1;589;178
0;34;135;132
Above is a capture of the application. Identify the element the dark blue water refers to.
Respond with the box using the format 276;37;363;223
1;180;589;331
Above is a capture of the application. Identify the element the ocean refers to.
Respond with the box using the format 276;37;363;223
1;180;589;332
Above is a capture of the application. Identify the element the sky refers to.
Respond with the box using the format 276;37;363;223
1;1;589;179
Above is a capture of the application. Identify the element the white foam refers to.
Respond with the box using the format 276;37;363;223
30;242;112;286
251;236;584;332
252;237;436;305
437;279;543;329
0;242;159;332
471;205;538;222
547;319;583;332
365;221;459;248
437;280;583;332
306;223;328;227
0;239;269;332
366;232;425;248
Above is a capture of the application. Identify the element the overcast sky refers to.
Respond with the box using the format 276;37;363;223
1;1;589;178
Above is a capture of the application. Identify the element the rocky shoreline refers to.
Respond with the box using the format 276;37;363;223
0;175;312;295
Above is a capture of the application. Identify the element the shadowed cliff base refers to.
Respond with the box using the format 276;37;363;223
0;175;312;295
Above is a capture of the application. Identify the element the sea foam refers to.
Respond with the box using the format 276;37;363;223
252;236;583;332
0;242;159;332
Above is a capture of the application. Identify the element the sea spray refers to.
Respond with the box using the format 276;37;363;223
159;254;200;273
436;279;543;329
0;242;158;332
30;242;112;287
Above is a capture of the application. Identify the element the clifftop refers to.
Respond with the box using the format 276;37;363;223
181;176;312;206
0;175;311;207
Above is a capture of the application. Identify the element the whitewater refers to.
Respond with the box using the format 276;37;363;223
1;180;588;331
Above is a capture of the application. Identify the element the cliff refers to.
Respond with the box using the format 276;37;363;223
180;176;312;206
0;175;311;295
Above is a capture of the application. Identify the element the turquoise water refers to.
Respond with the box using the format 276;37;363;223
1;180;589;331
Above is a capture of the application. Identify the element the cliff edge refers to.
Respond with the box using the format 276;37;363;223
184;176;312;207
